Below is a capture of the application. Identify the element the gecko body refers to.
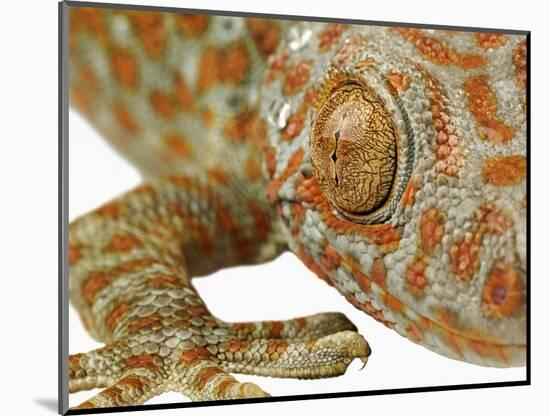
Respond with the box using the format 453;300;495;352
68;7;527;408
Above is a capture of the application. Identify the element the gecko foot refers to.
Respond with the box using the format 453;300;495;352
69;311;370;408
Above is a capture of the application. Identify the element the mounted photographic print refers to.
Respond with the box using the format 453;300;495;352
59;1;529;413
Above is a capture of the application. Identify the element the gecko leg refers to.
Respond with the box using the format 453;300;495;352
68;176;369;408
226;312;358;342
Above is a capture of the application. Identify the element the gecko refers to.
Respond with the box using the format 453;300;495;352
67;5;527;409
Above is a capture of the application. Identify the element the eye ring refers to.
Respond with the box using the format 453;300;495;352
310;74;408;224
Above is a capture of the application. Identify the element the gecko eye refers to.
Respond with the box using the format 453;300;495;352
310;79;399;221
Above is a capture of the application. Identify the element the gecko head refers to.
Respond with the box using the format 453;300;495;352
260;24;526;367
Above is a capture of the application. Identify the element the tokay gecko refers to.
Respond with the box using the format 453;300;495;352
67;6;527;409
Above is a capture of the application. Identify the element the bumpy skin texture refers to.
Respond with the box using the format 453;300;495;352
68;7;527;409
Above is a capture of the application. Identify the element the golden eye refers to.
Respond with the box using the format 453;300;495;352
310;80;399;219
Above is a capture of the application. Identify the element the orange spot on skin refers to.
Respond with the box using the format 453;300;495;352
370;225;402;252
269;321;284;337
464;75;515;143
244;158;262;181
125;11;166;59
96;201;121;219
420;208;446;255
125;353;159;371
70;66;98;114
318;23;349;50
174;14;209;37
483;264;524;318
207;168;230;185
264;146;277;179
406;322;423;342
198;44;251;91
174;73;194;112
216;379;237;396
267;341;288;355
117;258;159;273
267;148;304;202
69;244;81;265
291;203;306;231
69;353;83;373
113;103;140;135
82;271;108;305
369;258;385;287
513;40;527;88
229;339;249;353
249;202;270;240
282;87;317;141
147;274;181;288
127;313;163;333
402;177;419;206
396;28;485;69
106;302;128;330
296;317;307;329
483;155;526;186
79;66;98;92
164;133;192;159
224;111;257;143
106;375;144;397
477;203;512;235
180;346;210;364
108;234;143;252
416;64;462;176
197;48;219;92
247;18;280;57
196;367;224;390
70;86;92;115
331;36;367;68
352;268;371;293
150;90;175;119
320;244;340;273
406;259;429;294
475;33;507;49
385;292;404;313
110;48;138;89
282;112;306;141
222;43;250;84
265;51;287;83
387;69;411;93
69;8;108;50
283;61;311;95
325;245;341;266
217;207;237;232
450;232;480;280
133;184;156;195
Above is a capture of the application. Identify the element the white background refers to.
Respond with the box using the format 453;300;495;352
1;0;546;415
